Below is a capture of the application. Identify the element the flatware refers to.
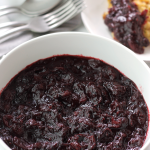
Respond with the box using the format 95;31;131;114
0;0;85;43
0;14;82;59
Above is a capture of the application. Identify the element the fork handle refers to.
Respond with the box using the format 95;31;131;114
0;22;27;29
0;25;29;43
0;5;18;10
0;8;20;17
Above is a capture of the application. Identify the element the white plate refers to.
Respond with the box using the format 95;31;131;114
81;0;150;61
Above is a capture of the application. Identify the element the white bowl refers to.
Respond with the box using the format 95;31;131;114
0;32;150;150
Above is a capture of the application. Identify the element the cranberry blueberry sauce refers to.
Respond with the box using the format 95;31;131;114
0;55;148;150
104;0;149;54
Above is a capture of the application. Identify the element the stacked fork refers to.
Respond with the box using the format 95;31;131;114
0;0;85;43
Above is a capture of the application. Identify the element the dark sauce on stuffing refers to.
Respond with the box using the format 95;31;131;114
104;0;149;54
0;55;148;150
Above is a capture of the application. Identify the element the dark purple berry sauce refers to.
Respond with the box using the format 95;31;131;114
0;55;148;150
104;0;149;54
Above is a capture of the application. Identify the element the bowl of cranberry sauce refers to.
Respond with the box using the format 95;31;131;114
0;33;150;150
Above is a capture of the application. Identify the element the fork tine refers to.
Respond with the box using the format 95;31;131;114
43;1;76;22
43;0;73;19
47;0;85;30
45;0;84;24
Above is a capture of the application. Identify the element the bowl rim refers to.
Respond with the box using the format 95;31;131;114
0;32;150;150
1;32;150;73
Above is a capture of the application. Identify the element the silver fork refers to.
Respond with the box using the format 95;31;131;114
0;0;85;42
0;15;82;59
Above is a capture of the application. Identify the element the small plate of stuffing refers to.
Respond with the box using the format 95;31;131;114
81;0;150;61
